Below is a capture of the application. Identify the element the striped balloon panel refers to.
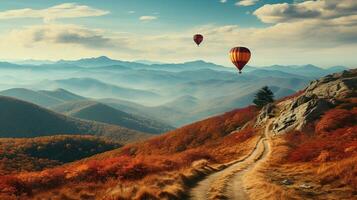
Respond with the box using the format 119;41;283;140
229;47;251;71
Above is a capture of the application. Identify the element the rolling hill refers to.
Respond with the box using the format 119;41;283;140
38;88;86;102
51;100;174;134
0;88;63;107
0;88;85;107
38;77;159;103
0;96;149;143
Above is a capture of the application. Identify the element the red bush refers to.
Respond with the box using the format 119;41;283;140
286;126;357;162
0;175;30;195
316;109;356;134
234;127;255;143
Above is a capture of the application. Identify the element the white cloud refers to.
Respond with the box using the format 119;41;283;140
220;0;227;3
254;0;357;23
0;3;109;23
128;11;135;14
236;0;259;7
139;16;158;21
5;24;117;48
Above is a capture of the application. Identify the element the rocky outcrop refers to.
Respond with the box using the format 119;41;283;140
304;69;356;99
271;96;332;134
257;69;357;135
255;103;275;127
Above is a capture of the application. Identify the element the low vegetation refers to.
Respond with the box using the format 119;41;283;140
0;135;120;174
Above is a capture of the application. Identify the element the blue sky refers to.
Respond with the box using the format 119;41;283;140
0;0;275;31
0;0;356;68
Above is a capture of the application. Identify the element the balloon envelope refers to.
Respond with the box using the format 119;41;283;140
229;47;251;73
193;34;203;46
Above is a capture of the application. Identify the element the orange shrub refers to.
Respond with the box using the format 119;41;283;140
234;127;255;143
286;126;357;162
0;175;30;195
315;109;356;134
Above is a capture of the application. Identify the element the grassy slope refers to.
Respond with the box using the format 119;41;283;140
0;106;261;199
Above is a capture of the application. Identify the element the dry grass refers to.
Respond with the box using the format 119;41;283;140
317;156;357;190
244;138;303;200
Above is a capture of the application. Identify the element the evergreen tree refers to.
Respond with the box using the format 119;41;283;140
253;86;274;108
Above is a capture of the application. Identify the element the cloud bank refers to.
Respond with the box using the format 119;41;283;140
0;3;109;23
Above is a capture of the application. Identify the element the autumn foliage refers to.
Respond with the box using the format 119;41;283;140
315;108;357;134
0;135;120;174
0;105;259;197
120;105;258;156
286;106;357;163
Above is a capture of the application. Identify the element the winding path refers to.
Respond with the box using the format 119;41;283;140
189;124;271;200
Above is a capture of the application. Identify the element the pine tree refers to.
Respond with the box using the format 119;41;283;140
253;86;274;108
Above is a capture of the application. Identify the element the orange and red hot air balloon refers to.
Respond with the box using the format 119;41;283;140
193;34;203;46
229;47;251;74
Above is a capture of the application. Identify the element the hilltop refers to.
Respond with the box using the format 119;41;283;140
51;100;174;134
0;88;85;107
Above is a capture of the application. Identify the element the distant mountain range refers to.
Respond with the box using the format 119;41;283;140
35;77;160;103
0;56;352;127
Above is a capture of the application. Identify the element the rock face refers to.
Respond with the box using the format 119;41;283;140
257;69;357;135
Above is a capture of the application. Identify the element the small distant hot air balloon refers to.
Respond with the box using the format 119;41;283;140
193;34;203;46
229;47;251;74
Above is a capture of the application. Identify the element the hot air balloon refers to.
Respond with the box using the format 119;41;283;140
193;34;203;46
229;47;251;74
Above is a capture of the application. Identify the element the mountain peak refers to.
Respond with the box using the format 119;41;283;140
93;56;112;61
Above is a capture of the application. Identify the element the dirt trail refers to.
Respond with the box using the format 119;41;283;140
189;123;271;200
